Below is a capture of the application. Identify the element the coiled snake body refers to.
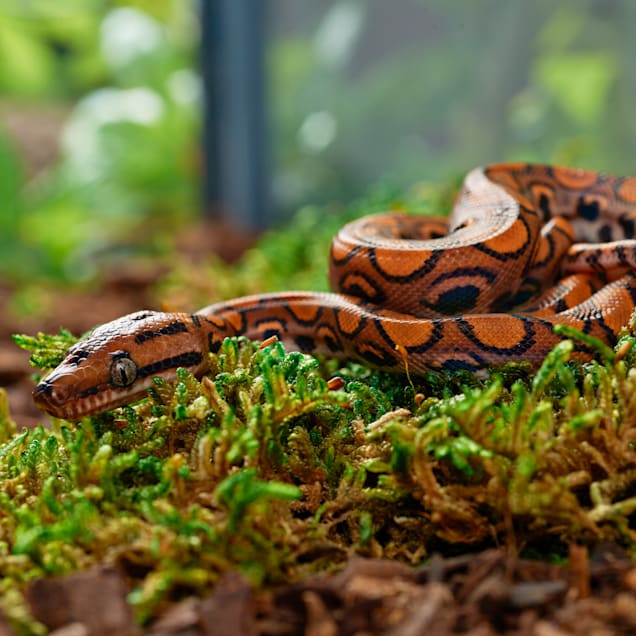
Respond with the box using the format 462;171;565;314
34;163;636;419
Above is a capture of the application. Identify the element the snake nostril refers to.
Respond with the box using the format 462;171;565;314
34;381;53;397
33;380;69;407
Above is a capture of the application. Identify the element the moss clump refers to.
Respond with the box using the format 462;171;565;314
5;315;636;630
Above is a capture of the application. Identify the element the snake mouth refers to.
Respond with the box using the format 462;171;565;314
33;379;72;419
33;376;148;420
33;383;133;420
33;381;89;420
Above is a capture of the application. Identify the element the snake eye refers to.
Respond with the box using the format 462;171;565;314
109;354;138;388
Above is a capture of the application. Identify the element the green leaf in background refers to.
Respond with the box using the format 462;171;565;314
0;15;55;97
0;134;21;241
534;52;618;126
0;1;634;286
536;4;584;52
0;0;105;97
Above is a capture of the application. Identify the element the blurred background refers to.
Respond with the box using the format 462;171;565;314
1;0;635;422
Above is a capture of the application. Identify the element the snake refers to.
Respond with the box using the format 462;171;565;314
33;163;636;420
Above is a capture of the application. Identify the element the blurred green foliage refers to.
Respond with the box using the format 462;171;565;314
0;0;198;282
1;1;635;284
8;316;636;628
272;0;636;212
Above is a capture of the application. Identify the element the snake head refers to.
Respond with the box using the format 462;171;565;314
33;310;209;420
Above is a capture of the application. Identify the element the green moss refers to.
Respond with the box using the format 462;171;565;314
6;315;636;629
7;186;636;630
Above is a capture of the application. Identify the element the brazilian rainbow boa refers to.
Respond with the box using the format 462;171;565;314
34;163;636;419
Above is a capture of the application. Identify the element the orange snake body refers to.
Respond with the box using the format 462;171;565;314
34;164;636;419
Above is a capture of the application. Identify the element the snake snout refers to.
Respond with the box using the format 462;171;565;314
33;378;71;417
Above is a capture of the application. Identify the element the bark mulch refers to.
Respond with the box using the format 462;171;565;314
15;545;636;635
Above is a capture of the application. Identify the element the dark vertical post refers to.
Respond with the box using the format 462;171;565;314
201;0;270;229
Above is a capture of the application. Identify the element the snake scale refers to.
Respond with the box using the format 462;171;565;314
34;163;636;419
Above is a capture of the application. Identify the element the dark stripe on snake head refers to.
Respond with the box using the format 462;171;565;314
137;351;203;377
134;320;189;345
78;386;99;399
67;350;90;366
